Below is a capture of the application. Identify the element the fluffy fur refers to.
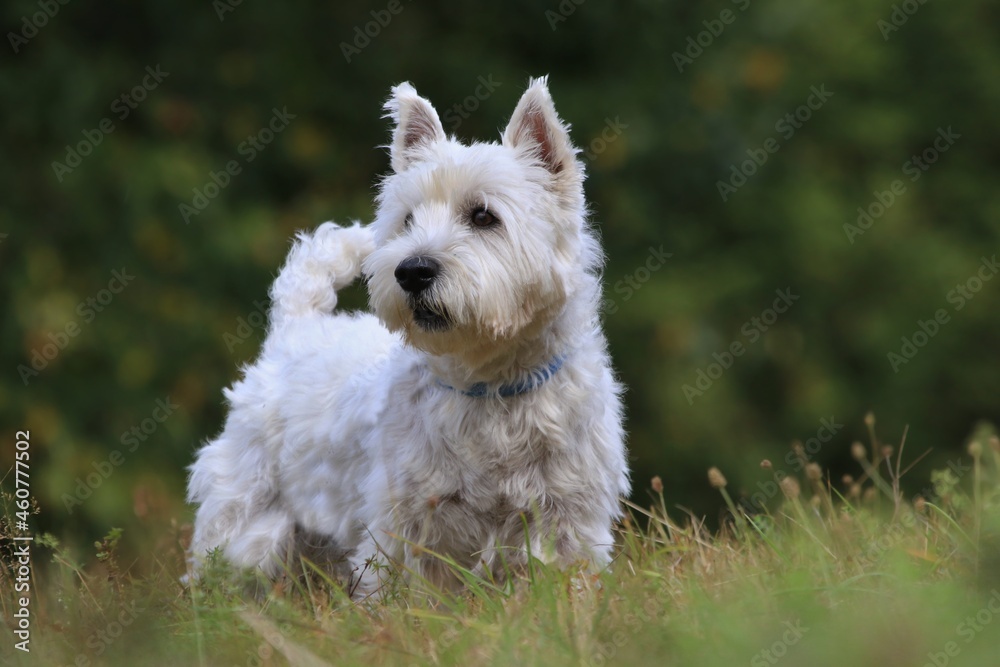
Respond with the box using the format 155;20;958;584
187;77;629;597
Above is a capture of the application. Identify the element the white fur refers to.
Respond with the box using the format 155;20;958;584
187;77;629;597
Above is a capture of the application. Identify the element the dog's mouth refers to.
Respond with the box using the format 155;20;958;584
411;301;450;331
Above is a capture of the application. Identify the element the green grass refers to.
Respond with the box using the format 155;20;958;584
3;419;1000;667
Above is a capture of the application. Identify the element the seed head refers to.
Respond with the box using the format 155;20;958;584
863;487;877;503
779;477;801;500
880;445;894;461
851;441;867;461
707;467;728;489
760;459;773;470
913;495;926;513
864;412;875;428
792;440;805;459
990;436;1000;454
968;440;983;458
842;474;854;486
805;463;823;482
651;476;664;494
849;483;862;499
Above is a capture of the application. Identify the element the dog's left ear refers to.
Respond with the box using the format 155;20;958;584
385;82;446;172
503;76;577;178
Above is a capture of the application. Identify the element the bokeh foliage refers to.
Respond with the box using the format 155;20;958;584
2;0;999;558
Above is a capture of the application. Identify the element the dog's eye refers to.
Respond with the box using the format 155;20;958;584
470;207;498;228
403;213;413;229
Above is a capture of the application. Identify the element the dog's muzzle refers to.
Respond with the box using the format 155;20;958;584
395;256;449;331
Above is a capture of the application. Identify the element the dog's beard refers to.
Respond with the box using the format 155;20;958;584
409;296;450;332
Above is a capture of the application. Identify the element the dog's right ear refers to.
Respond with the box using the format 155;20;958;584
384;82;446;172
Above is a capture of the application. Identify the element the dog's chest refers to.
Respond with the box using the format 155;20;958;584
413;398;564;512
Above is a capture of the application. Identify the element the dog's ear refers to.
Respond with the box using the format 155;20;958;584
503;76;577;177
384;82;446;172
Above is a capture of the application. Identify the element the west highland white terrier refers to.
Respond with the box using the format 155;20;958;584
187;77;629;597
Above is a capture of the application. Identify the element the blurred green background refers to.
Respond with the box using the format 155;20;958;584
2;0;998;562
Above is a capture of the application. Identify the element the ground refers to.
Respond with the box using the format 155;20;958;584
2;417;999;667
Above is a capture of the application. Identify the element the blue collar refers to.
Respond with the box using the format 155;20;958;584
436;354;567;398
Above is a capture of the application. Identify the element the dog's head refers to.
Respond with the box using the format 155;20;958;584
364;77;598;359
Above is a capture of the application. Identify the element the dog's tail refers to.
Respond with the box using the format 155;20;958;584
268;222;374;324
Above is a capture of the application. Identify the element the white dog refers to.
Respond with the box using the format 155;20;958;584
187;77;629;597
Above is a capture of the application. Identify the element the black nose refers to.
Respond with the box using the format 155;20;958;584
394;256;441;294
